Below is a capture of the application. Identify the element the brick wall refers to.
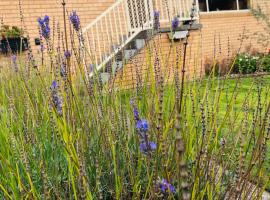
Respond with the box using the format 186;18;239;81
0;0;116;52
114;1;270;88
0;0;269;88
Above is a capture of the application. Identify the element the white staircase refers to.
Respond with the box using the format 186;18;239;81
82;0;199;80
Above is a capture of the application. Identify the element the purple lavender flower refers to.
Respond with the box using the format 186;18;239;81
171;17;179;32
11;55;17;62
50;81;63;116
130;99;156;155
38;15;50;39
43;15;49;25
136;119;149;132
133;107;140;120
51;80;58;90
159;179;176;194
89;64;94;72
11;55;18;72
140;141;157;153
64;50;71;59
60;64;67;78
130;99;140;121
153;11;160;30
70;11;80;31
40;44;45;52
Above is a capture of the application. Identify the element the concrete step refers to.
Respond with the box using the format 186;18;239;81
100;72;110;84
168;30;188;40
124;49;137;60
134;39;145;50
96;30;149;84
112;61;123;74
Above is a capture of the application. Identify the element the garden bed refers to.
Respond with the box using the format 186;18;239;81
0;8;270;199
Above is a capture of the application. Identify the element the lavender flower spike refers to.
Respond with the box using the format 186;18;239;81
70;11;81;31
140;141;157;154
171;17;179;32
159;179;176;194
38;15;50;39
50;80;63;116
64;50;71;59
130;99;140;121
11;55;18;72
153;11;160;30
136;119;149;132
11;55;17;62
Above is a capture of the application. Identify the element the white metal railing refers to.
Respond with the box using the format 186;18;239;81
82;0;199;76
154;0;199;22
83;0;153;76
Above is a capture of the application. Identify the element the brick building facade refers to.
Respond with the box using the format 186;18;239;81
0;0;269;87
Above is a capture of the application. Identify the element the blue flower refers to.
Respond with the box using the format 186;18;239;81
11;55;17;62
133;107;140;120
160;179;176;194
64;50;71;59
89;64;94;71
70;11;80;31
50;80;63;116
38;18;44;26
153;11;160;30
136;119;149;132
140;141;157;153
38;15;50;39
11;55;18;72
44;15;49;25
60;65;67;78
130;99;140;120
171;17;179;31
40;44;45;52
154;10;160;18
51;80;58;90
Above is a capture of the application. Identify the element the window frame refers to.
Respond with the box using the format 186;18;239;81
199;0;250;13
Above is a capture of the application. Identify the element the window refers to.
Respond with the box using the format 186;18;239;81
199;0;250;12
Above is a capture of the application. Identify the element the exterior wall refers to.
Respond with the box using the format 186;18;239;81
0;0;116;52
199;10;268;61
0;0;269;88
114;1;270;88
114;30;203;89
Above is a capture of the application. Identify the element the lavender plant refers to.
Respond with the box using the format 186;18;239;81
0;2;270;200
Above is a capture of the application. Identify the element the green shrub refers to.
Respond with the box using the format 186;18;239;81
261;55;270;72
234;53;259;74
0;25;23;39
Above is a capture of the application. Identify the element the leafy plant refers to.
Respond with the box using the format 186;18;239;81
261;56;270;72
234;53;259;74
0;25;23;39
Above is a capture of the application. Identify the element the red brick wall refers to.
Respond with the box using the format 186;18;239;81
115;2;270;88
0;0;269;88
0;0;116;52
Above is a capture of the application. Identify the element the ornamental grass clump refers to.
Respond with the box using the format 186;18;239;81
0;1;270;200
